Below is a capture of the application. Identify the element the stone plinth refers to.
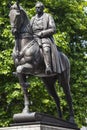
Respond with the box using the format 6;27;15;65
0;124;79;130
0;112;80;130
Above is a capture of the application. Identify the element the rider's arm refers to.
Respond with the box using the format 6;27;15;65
40;14;56;37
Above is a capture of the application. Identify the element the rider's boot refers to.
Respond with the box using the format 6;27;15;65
45;65;52;75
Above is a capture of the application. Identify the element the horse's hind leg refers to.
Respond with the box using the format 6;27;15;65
42;77;62;118
61;70;75;123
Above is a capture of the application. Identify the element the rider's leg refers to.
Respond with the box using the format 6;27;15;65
42;45;52;74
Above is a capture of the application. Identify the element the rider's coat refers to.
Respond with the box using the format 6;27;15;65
31;13;67;73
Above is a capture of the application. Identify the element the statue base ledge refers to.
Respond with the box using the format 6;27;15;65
11;112;79;130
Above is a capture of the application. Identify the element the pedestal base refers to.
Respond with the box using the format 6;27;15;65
12;112;79;130
0;112;80;130
0;124;79;130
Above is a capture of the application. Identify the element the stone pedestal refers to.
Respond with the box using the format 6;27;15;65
0;124;79;130
0;112;80;130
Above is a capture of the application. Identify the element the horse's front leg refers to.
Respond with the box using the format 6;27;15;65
17;72;29;113
16;63;34;113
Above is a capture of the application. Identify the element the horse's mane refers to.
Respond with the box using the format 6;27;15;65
19;6;32;34
21;8;30;25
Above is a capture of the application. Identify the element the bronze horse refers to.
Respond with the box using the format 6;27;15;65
9;3;75;123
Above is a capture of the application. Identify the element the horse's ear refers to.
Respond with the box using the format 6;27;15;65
7;3;12;8
16;0;20;10
16;0;20;4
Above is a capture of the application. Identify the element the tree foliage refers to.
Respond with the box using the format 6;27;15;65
0;0;87;127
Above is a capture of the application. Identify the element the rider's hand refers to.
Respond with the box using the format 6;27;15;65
37;32;43;38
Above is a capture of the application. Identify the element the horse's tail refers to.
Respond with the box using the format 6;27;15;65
56;49;70;86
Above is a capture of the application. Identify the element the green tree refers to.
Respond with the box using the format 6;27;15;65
0;0;87;127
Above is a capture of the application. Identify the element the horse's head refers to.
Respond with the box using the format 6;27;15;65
9;3;24;36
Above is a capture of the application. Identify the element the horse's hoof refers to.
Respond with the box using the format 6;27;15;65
69;116;76;124
22;110;29;113
22;108;29;113
25;82;30;88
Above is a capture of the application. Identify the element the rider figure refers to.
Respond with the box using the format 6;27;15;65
31;1;56;74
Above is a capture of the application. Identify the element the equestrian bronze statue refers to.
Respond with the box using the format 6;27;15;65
9;2;75;123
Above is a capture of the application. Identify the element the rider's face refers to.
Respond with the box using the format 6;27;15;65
36;5;43;15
